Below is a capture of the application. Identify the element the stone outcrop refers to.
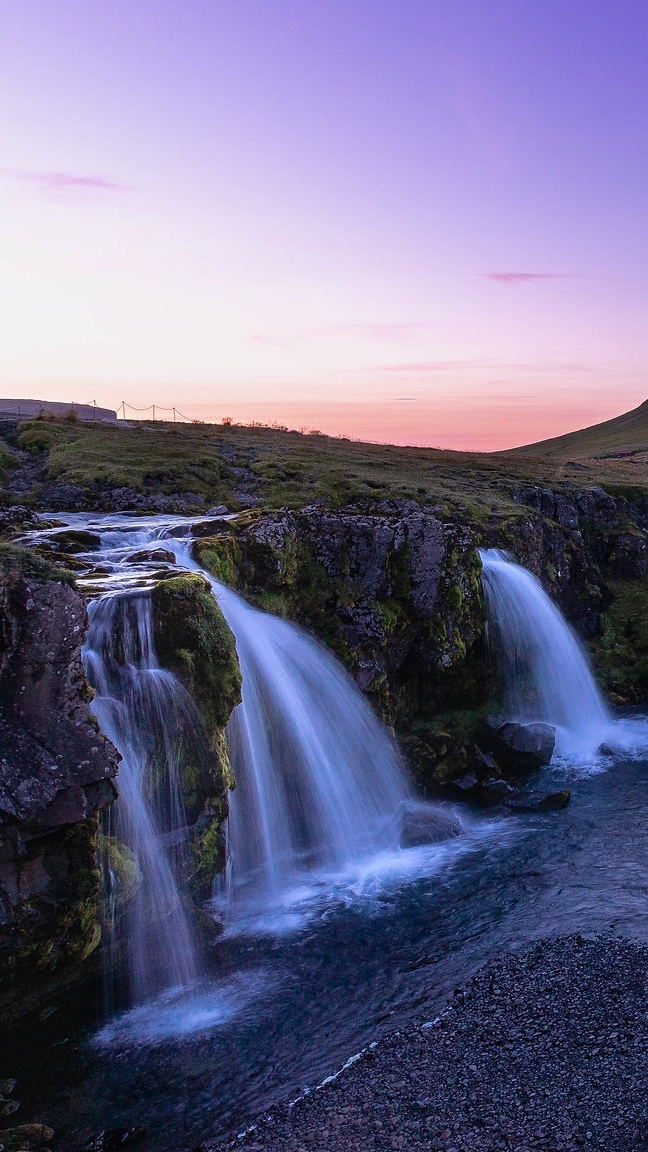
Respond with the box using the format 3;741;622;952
193;501;485;729
0;546;119;1010
151;573;242;898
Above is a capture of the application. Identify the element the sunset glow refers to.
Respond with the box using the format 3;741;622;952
2;1;648;449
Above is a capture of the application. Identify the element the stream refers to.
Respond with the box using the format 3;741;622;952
5;513;648;1151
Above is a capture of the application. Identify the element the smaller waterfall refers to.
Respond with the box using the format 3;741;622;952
84;592;208;1004
479;549;610;758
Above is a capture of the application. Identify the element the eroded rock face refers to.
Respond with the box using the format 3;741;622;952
0;562;119;1007
193;501;485;727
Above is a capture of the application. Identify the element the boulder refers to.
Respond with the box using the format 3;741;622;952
491;721;556;775
399;800;462;848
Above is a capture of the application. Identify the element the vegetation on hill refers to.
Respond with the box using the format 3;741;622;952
508;398;648;461
2;412;648;516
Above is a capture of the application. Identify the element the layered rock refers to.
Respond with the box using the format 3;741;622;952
0;546;119;1011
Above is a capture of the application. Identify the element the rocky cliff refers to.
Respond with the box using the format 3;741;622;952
191;482;648;791
0;529;119;1013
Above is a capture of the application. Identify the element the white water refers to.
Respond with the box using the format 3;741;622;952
479;548;611;759
171;541;416;922
25;512;468;1012
84;591;206;1003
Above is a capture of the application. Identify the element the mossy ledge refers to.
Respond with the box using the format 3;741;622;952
151;573;242;897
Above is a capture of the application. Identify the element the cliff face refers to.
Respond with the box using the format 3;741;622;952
192;484;648;789
0;544;119;1010
193;502;485;730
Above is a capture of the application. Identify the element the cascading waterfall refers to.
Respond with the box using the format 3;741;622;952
169;542;412;911
479;548;611;757
212;583;410;908
84;591;208;1003
29;512;445;1006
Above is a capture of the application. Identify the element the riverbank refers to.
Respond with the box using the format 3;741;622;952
203;934;648;1152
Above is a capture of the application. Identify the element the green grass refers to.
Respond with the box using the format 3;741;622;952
7;412;648;514
508;397;648;462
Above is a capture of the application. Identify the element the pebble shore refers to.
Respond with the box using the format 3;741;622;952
201;935;648;1152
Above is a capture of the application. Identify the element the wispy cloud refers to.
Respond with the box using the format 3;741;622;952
0;167;122;192
481;272;578;284
251;334;294;351
308;322;430;344
377;359;481;374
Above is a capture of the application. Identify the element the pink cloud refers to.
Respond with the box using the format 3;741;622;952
481;272;578;284
0;168;122;191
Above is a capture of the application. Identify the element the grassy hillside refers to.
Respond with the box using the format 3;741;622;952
3;412;648;515
509;398;648;461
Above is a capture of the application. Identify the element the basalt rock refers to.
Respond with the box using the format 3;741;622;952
0;547;119;1014
489;721;556;774
193;501;487;728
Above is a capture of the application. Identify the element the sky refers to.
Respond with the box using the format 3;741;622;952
1;0;648;449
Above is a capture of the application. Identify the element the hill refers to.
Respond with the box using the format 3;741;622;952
508;399;648;460
2;408;648;517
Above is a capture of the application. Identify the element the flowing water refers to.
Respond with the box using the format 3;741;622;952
479;548;612;758
7;515;648;1150
172;542;411;925
84;591;206;1004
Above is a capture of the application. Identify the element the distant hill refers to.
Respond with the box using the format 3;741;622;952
508;399;648;459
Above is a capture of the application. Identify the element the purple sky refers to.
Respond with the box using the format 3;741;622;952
2;0;648;447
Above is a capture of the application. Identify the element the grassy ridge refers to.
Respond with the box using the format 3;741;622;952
508;398;648;461
5;413;648;513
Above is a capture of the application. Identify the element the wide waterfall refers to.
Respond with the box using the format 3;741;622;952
84;591;207;1003
479;548;611;758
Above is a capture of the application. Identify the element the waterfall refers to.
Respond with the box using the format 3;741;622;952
84;592;208;1003
207;582;411;910
479;548;610;758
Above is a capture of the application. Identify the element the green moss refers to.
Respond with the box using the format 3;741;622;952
590;572;648;701
152;573;241;735
192;535;242;586
0;817;103;1017
98;835;142;906
151;574;242;897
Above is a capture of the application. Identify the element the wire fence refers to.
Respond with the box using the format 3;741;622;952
0;399;198;423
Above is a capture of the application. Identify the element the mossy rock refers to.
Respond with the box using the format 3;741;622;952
152;572;242;736
589;572;648;701
151;574;242;899
98;835;142;906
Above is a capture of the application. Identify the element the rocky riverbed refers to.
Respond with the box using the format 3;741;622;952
204;935;648;1152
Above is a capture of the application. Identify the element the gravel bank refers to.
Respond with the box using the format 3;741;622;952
201;935;648;1152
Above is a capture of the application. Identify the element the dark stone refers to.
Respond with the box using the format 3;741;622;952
191;518;233;538
0;567;119;1001
399;801;462;848
0;507;39;536
39;529;101;554
491;722;556;774
505;789;571;812
126;548;175;565
608;533;646;580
